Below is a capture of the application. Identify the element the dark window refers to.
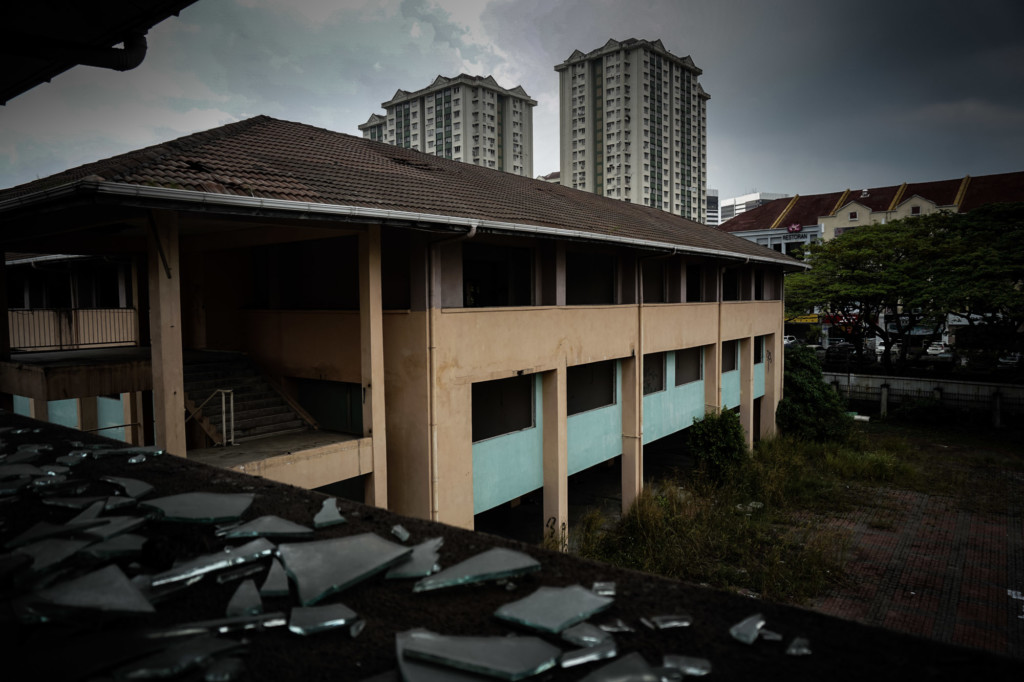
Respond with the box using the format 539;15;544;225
754;270;765;301
567;360;616;415
641;260;665;303
722;268;740;301
566;251;616;305
754;336;764;364
722;340;738;372
685;265;703;302
253;237;359;310
643;352;665;394
472;375;534;442
675;347;703;385
463;243;532;307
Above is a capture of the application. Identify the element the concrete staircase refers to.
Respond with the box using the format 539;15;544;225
183;352;313;444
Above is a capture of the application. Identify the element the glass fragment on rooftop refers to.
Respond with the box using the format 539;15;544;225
400;629;562;681
412;547;540;593
15;537;93;573
350;619;366;638
0;476;31;496
597;618;634;633
101;475;154;499
219;515;313;539
0;463;44;479
391;524;411;542
83;515;147;540
279;533;412;606
396;630;491;682
5;518;108;549
113;635;243;679
313;497;346;528
729;613;765;644
41;496;106;510
759;628;783;641
151;538;276;587
32;474;66;487
786;636;812;656
591;581;616;596
128;454;147;464
71;499;106;522
142;492;255;523
216;564;264;584
386;537;444;579
260;558;290;597
31;564;154;614
647;614;693;629
495;584;613;634
83;533;147;559
145;612;287;639
202;656;245;682
91;446;165;460
56;451;90;466
561;622;612;648
576;651;658;682
288;602;358;635
560;640;617;668
41;464;70;476
226;579;262;617
663;654;712;676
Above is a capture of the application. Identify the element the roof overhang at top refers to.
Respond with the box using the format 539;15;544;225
0;179;808;271
0;1;199;106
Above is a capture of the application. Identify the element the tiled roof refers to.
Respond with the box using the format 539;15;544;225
718;171;1024;233
0;115;794;266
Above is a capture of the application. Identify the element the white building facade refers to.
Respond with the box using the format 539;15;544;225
555;39;709;222
359;74;536;176
719;192;790;223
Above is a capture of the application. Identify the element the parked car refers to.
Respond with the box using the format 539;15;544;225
783;335;798;346
876;342;902;357
998;352;1022;368
925;342;948;356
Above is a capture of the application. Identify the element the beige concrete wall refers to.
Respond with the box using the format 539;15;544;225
229;437;374;488
721;301;784;341
242;311;361;383
642;303;720;352
820;200;871;240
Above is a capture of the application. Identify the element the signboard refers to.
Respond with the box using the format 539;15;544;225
786;223;802;233
788;315;819;324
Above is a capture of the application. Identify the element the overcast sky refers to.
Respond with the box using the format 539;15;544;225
3;0;1023;200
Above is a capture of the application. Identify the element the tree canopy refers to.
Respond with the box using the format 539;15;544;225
786;203;1024;368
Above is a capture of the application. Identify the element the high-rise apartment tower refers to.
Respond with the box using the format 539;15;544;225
359;74;536;176
555;39;709;221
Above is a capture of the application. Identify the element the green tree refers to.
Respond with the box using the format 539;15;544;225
776;345;852;442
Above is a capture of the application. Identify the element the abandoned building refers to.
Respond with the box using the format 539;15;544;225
0;115;801;535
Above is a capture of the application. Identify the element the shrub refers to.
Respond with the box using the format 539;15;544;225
687;409;748;480
776;345;853;442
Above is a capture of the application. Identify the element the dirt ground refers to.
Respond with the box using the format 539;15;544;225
3;412;1023;681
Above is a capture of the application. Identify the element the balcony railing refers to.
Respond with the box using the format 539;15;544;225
9;308;138;351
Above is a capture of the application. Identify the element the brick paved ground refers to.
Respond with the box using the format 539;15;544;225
807;484;1024;658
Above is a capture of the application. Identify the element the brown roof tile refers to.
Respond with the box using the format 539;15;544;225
0;116;794;266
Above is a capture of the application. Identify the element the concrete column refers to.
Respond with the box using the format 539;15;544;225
360;226;388;508
759;333;780;439
880;384;889;418
703;342;720;414
29;398;48;422
621;355;642;514
147;211;187;457
123;391;144;445
739;337;754;448
542;365;568;551
77;396;98;433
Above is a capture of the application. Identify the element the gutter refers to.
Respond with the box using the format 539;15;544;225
0;180;804;269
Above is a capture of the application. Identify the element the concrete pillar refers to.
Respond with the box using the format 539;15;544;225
880;384;889;418
77;396;98;433
703;342;720;414
542;365;568;551
360;226;388;508
621;355;642;514
738;337;754;448
122;391;144;445
29;398;48;422
147;211;187;457
759;333;780;439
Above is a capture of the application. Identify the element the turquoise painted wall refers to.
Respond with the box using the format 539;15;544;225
754;361;765;399
472;376;544;514
567;362;623;475
643;351;706;445
722;370;741;409
97;396;126;442
13;395;127;442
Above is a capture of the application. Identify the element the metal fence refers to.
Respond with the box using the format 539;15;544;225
824;371;1024;418
9;308;138;351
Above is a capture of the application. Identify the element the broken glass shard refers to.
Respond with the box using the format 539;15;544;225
598;618;634;633
561;622;612;648
56;451;91;466
350;619;366;638
495;584;613;634
591;581;616;596
5;518;108;549
113;636;242;679
560;640;617;668
83;515;147;540
288;602;358;635
663;654;712;676
0;476;31;496
387;537;444;579
278;533;412;606
151;538;276;587
128;454;147;464
647;614;693;630
786;637;812;656
0;463;44;479
413;547;540;593
91;446;165;460
729;613;765;644
400;630;561;681
260;558;289;597
391;524;411;542
203;656;245;682
32;474;66;487
101;475;154;499
31;564;154;614
216;564;263;584
313;498;346;528
225;579;262;617
759;629;783;641
142;492;254;523
82;533;147;559
218;515;313;539
577;652;658;682
15;537;93;573
145;613;287;638
70;499;106;522
41;464;70;476
396;630;491;682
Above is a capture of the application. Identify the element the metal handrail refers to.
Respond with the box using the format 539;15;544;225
185;388;235;446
